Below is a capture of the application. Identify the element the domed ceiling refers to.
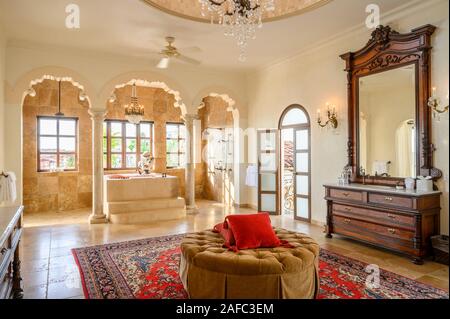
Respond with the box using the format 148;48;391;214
142;0;332;22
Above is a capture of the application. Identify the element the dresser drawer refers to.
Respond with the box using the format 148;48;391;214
332;203;415;228
329;188;363;202
368;193;413;209
333;215;414;241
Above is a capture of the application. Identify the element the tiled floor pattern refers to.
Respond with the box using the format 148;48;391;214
21;201;449;299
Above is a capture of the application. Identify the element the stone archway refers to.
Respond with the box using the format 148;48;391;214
20;75;93;217
197;93;240;206
104;79;187;192
107;79;187;116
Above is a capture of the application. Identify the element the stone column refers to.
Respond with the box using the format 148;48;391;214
184;114;199;213
88;110;108;224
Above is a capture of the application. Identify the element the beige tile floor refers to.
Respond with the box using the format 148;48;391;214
20;200;449;299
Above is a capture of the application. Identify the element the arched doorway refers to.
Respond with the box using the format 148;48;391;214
198;94;237;207
279;105;311;222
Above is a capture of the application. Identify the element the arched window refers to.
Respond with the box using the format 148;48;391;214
281;107;309;126
279;105;311;222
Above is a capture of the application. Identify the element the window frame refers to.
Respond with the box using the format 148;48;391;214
166;122;186;169
103;119;154;170
37;116;79;172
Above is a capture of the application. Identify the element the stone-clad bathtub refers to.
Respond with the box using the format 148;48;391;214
104;173;186;224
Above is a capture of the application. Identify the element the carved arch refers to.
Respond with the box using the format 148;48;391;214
7;66;94;108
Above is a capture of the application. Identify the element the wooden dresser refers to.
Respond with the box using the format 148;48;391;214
0;206;23;299
324;184;441;264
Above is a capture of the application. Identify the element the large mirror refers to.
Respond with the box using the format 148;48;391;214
340;25;442;185
358;65;417;178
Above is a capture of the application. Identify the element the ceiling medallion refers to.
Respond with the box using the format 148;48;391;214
199;0;275;62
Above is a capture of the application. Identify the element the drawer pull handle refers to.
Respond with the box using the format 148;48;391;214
387;228;396;234
385;197;393;201
344;219;351;224
0;248;7;255
342;192;350;197
344;207;352;212
387;214;396;219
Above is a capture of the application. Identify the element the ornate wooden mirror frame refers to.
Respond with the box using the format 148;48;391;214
340;24;442;186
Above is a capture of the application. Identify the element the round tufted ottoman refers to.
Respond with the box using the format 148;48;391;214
179;228;320;299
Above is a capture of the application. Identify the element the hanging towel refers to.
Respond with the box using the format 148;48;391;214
373;161;389;176
0;175;7;202
245;165;258;188
0;172;17;203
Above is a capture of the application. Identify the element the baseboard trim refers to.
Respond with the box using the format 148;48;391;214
233;203;258;210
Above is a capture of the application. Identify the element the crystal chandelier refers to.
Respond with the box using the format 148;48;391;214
199;0;275;62
125;83;145;124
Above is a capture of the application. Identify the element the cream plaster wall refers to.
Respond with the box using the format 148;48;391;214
3;44;248;206
245;0;449;234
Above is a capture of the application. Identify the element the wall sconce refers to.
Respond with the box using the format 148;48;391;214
317;103;338;129
428;87;449;119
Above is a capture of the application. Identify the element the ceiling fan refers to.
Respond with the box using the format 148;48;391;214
156;36;201;69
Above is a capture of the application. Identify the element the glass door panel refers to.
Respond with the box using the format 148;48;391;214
261;173;276;192
296;130;309;150
257;130;279;215
296;175;309;195
296;197;309;219
261;194;277;212
296;153;309;173
294;127;311;222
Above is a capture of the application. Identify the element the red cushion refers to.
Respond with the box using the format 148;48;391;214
212;222;235;246
212;223;223;233
224;213;281;250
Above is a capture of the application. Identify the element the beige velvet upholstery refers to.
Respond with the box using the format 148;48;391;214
180;228;320;299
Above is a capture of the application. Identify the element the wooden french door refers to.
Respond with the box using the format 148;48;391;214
257;129;279;215
293;126;311;222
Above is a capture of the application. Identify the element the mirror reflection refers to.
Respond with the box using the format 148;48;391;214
358;65;416;178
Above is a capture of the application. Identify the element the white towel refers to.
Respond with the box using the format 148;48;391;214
245;165;258;188
373;161;389;175
0;176;7;202
0;172;17;203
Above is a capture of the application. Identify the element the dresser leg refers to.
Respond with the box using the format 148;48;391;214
12;244;23;299
411;256;424;265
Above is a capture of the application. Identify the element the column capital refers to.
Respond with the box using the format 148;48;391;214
183;113;199;123
88;109;107;120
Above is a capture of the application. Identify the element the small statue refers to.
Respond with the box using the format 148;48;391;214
137;152;154;175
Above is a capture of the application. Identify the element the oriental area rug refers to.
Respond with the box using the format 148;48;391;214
72;233;448;299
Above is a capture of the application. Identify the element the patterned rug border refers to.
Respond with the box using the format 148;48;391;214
72;233;190;299
318;249;449;297
71;249;91;299
71;232;449;299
